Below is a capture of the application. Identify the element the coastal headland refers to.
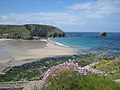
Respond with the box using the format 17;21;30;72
0;24;75;73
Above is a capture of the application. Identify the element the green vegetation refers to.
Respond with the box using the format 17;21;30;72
0;25;30;35
0;54;95;82
42;68;120;90
0;54;119;82
0;24;65;39
25;24;65;37
0;54;120;90
91;57;120;79
74;54;96;61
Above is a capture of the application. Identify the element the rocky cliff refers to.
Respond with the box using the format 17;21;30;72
25;24;65;38
0;24;65;39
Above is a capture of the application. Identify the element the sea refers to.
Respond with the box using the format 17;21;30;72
51;32;120;56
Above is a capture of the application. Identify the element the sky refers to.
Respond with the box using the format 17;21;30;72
0;0;120;32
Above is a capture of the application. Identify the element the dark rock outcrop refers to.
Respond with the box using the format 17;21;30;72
99;32;107;37
95;47;109;51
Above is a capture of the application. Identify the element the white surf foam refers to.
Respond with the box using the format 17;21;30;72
49;39;70;48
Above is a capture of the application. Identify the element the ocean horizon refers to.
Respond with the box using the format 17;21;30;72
51;32;120;56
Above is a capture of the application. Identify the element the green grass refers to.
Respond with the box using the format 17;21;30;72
91;57;120;80
0;54;119;90
0;55;94;82
74;54;96;61
0;25;30;35
0;54;119;82
42;68;120;90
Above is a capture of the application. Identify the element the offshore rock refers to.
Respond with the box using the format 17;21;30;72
99;32;107;37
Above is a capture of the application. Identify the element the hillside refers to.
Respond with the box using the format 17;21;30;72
0;54;120;90
0;24;65;39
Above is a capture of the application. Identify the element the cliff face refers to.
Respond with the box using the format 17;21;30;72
25;24;65;38
0;24;65;39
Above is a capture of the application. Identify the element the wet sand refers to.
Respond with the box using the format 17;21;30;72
0;39;75;73
0;39;47;62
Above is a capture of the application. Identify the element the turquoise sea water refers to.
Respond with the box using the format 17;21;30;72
51;32;120;55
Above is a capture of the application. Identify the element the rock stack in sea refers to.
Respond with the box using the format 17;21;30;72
99;32;107;37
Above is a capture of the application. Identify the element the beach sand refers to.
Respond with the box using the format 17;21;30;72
0;39;13;44
0;39;75;73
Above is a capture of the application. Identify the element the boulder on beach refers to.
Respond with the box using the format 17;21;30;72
99;32;107;37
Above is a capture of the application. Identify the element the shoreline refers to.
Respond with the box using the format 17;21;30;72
0;38;77;73
0;38;13;45
0;39;76;63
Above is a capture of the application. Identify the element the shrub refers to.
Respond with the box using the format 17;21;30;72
40;61;120;90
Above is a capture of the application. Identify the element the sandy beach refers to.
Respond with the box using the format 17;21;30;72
0;39;13;44
0;39;75;73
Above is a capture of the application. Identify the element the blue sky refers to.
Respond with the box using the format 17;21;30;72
0;0;120;32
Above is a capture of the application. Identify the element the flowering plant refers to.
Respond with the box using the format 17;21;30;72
40;60;104;87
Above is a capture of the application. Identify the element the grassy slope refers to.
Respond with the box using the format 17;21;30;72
0;25;30;34
0;54;119;82
42;68;120;90
91;57;120;80
0;54;120;89
0;55;95;82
